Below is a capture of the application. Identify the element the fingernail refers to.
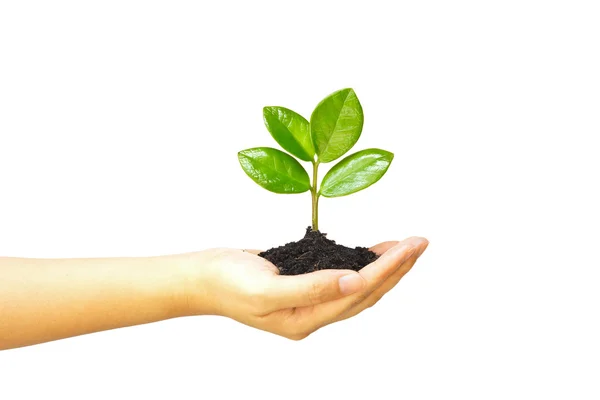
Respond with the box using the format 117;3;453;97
339;273;364;295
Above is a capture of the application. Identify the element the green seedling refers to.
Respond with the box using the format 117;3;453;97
238;88;393;231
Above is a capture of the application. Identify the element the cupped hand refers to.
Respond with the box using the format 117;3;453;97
180;237;428;340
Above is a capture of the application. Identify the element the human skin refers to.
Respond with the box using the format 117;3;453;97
0;237;428;350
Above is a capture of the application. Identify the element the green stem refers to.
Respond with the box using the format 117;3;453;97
311;161;320;231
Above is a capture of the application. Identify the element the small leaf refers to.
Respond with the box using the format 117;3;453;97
263;106;314;162
320;149;393;197
238;147;311;194
310;88;364;163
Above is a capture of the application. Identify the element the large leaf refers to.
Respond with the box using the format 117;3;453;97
238;147;311;194
263;106;314;162
320;149;394;197
310;88;364;163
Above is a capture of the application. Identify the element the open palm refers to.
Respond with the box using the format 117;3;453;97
183;236;428;340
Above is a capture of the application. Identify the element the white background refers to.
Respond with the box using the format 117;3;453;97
1;1;599;399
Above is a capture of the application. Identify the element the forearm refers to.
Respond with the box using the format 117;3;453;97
0;255;188;351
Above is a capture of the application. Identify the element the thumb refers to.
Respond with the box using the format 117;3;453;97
262;269;366;312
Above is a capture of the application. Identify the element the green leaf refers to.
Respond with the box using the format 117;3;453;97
310;88;364;163
238;147;311;194
320;149;394;197
263;106;314;162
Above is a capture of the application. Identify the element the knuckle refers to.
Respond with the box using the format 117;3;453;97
348;293;369;309
307;280;328;305
285;330;311;341
279;322;313;341
288;333;309;341
246;286;269;313
250;298;268;314
366;293;384;309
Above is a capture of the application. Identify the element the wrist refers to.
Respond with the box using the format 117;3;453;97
168;250;216;317
130;254;192;320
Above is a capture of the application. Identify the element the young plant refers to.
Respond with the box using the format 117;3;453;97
238;88;393;231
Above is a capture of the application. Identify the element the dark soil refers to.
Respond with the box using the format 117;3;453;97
258;227;378;276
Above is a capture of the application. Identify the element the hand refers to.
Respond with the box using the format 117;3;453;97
179;237;428;340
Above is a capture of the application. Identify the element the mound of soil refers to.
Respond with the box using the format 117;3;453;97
258;227;378;276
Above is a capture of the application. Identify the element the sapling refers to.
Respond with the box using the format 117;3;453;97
238;88;393;231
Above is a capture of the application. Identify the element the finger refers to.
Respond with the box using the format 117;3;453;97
373;239;428;296
336;239;429;321
237;250;280;274
370;241;399;255
358;237;426;288
259;269;366;313
293;238;426;331
243;249;264;255
370;239;428;300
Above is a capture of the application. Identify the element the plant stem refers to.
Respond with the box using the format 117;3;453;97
311;161;320;231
